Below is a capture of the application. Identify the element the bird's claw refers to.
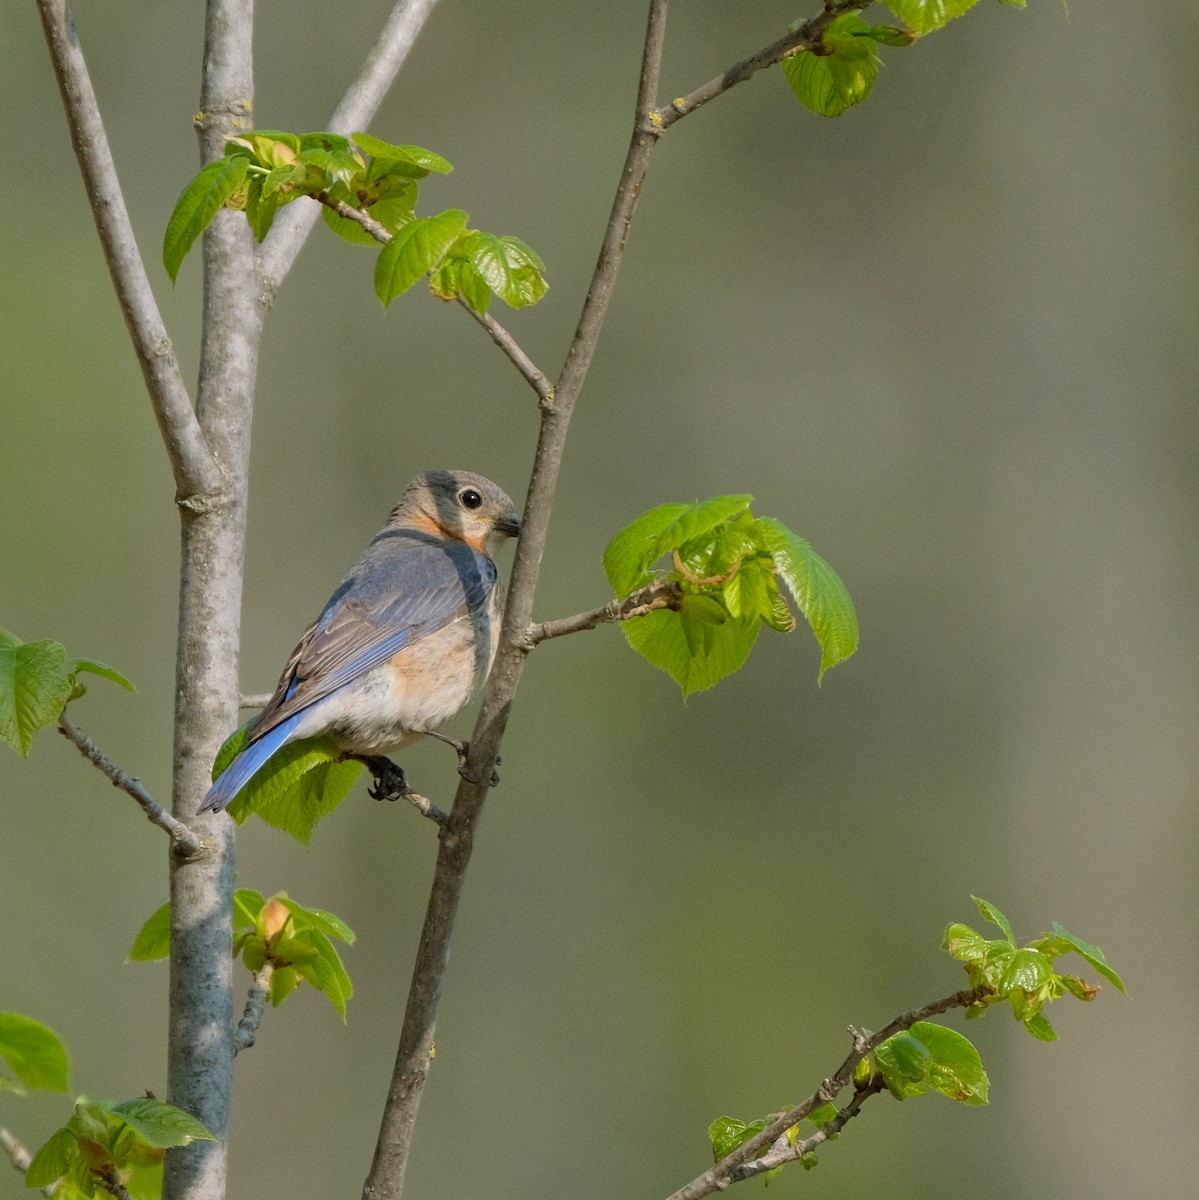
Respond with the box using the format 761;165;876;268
454;746;501;788
357;755;411;802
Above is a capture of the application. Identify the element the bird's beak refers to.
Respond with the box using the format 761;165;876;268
495;512;522;539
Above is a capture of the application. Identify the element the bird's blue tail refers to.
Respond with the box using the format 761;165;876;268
199;717;297;813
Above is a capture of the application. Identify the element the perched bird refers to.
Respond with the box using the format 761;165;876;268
200;470;521;813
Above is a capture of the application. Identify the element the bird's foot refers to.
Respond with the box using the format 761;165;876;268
354;754;411;802
423;730;501;787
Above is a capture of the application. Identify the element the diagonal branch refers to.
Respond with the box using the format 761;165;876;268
664;984;992;1200
525;578;683;646
360;6;674;1200
310;192;552;397
259;0;443;292
57;714;206;858
34;0;219;504
657;1;872;131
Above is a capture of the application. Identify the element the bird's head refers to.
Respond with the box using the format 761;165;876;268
392;470;522;556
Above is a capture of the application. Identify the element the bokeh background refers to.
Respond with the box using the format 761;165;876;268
3;2;1196;1197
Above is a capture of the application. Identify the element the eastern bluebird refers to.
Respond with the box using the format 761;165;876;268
199;470;521;813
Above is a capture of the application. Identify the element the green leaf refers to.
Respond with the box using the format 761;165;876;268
352;132;453;175
652;495;754;565
25;1125;78;1188
226;130;300;168
1021;1011;1057;1042
622;606;759;698
128;902;171;962
942;921;990;962
0;629;73;757
233;889;266;931
1000;948;1053;994
276;898;356;944
223;737;363;845
462;232;548;308
297;132;363;188
907;1021;989;1105
293;929;354;1019
807;1103;839;1127
971;895;1016;942
0;1013;70;1092
885;0;982;35
603;503;691;596
876;1022;989;1105
374;209;470;306
782;15;880;117
854;24;917;46
109;1099;214;1149
162;155;251;281
72;658;136;692
708;1116;765;1161
243;174;279;243
1047;922;1126;994
756;518;859;681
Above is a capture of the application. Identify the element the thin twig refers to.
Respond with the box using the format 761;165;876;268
233;964;275;1054
57;715;206;858
259;0;443;292
526;579;683;647
312;192;551;397
657;1;872;131
663;985;992;1200
34;0;219;505
360;7;674;1200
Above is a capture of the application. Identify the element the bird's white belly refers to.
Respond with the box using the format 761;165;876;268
290;615;490;755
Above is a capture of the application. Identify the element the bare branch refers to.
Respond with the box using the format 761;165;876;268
233;963;274;1054
34;0;219;504
57;715;206;858
656;2;872;131
459;303;554;400
361;6;674;1199
663;985;993;1200
1;1128;32;1177
526;579;683;647
238;693;271;709
259;0;443;291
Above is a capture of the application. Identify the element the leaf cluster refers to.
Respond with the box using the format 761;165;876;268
0;627;134;758
162;130;548;312
603;496;858;696
130;890;356;1019
782;1;1026;118
25;1097;213;1199
705;896;1122;1183
944;895;1126;1041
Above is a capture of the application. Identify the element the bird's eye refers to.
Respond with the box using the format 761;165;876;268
459;488;483;510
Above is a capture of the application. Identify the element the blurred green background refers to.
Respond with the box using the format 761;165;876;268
3;2;1196;1197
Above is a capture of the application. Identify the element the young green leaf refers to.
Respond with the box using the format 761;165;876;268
276;897;356;944
782;14;881;117
72;658;136;692
162;155;251;281
352;132;453;175
375;209;469;306
853;25;917;46
885;0;982;35
875;1022;989;1105
0;1013;70;1093
652;495;754;564
622;606;759;698
223;737;364;845
0;628;74;757
755;518;858;681
462;232;549;308
128;901;171;962
708;1116;766;1161
108;1099;214;1149
971;895;1016;942
603;503;691;596
1047;922;1126;994
25;1126;77;1188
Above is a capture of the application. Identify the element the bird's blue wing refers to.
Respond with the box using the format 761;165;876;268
251;531;497;741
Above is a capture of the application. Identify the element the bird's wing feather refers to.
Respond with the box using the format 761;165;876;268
251;533;496;741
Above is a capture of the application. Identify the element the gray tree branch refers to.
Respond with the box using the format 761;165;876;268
56;715;205;857
259;0;443;292
360;4;673;1199
34;0;219;504
664;985;992;1200
525;578;683;647
232;964;274;1054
